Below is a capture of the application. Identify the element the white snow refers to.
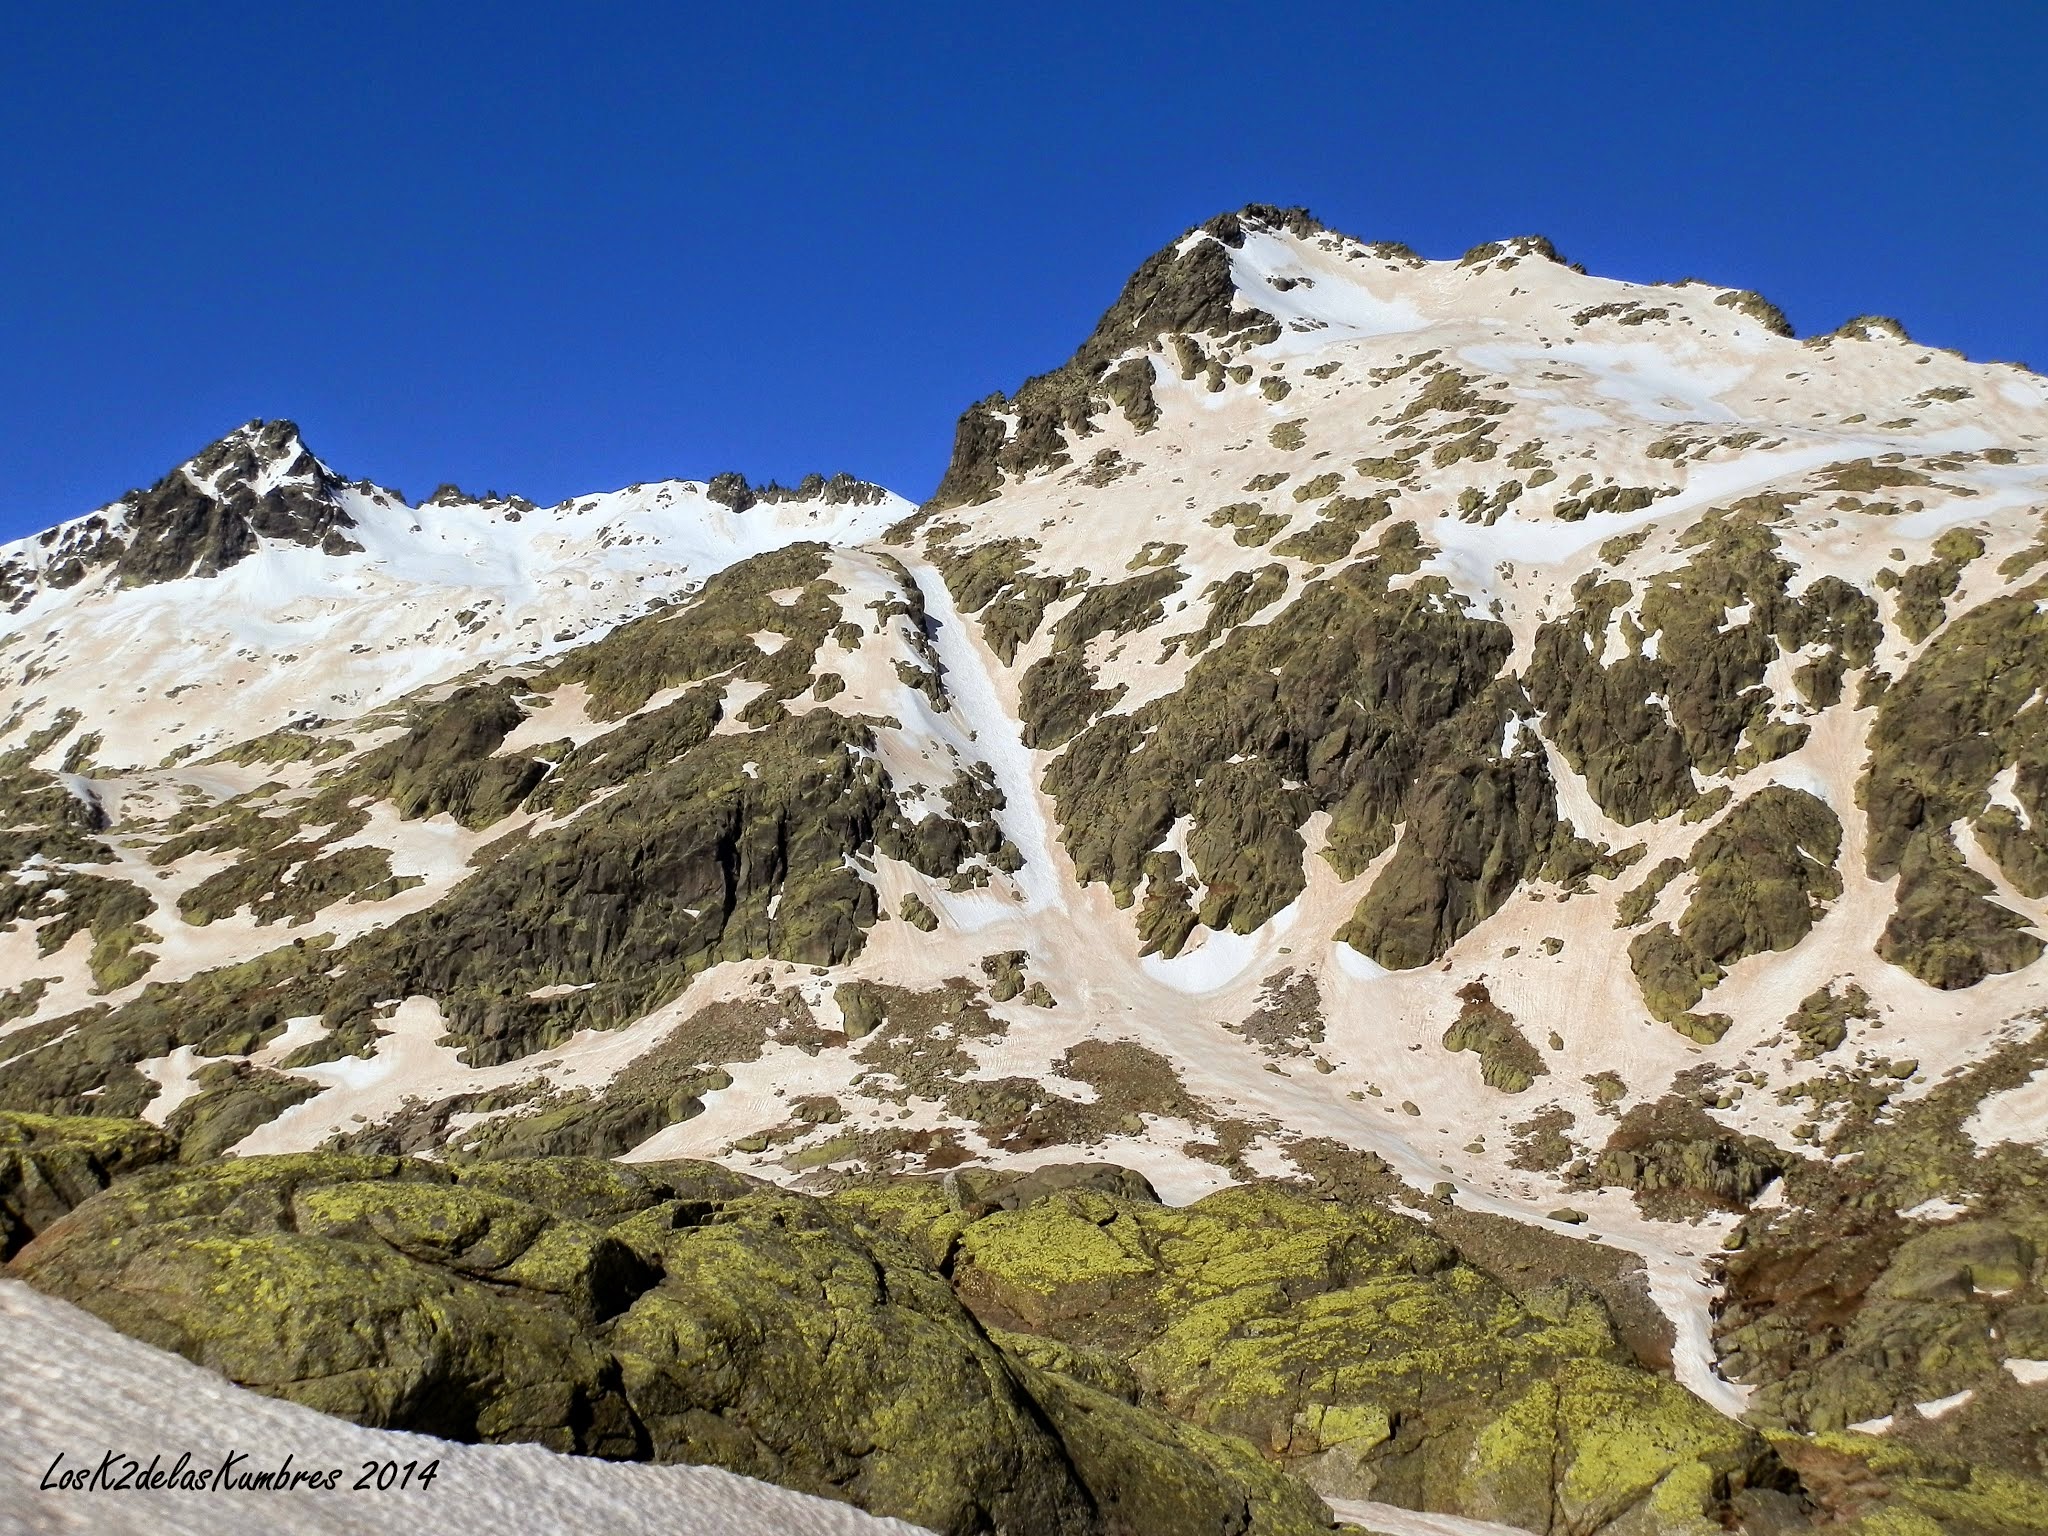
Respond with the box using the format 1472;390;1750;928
2006;1359;2048;1385
0;459;912;768
1900;1197;1970;1222
1140;901;1299;994
905;565;1065;917
1331;940;1392;981
1229;230;1429;347
1323;1499;1536;1536
1916;1387;1975;1420
1964;1065;2048;1149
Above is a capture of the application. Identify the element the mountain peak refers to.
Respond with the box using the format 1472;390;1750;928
177;418;329;496
0;419;358;600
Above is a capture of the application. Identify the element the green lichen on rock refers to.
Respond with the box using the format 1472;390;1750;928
1784;982;1877;1059
930;535;1073;665
1269;494;1392;564
11;1149;1337;1535
0;866;161;993
1615;855;1685;928
0;937;336;1118
1717;1026;2048;1498
164;1061;322;1162
0;976;52;1024
340;679;548;829
1552;483;1671;522
330;709;889;1065
854;1002;1213;1160
444;993;828;1161
1205;501;1290;548
522;685;721;816
0;1110;173;1257
1713;287;1796;336
543;543;845;721
2;687;913;1098
939;1179;1769;1528
210;725;355;767
1892;528;1985;643
1441;981;1546;1093
1018;566;1184;749
0;710;117;869
979;950;1030;1003
1181;563;1289;655
1877;829;2044;989
178;843;422;927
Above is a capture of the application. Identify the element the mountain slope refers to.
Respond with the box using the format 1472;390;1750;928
0;419;908;767
7;205;2048;1534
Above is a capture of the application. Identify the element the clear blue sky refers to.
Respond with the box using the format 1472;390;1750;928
3;3;2043;538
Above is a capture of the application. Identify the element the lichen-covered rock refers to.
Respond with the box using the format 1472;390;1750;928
1876;828;2044;989
935;1181;1768;1530
1783;982;1876;1059
1044;524;1551;963
0;1111;173;1258
1590;1097;1790;1219
1862;581;2048;985
1716;1027;2048;1522
1529;514;1872;824
344;679;548;829
164;1061;323;1161
1441;981;1546;1093
9;1151;1335;1536
1628;786;1843;1022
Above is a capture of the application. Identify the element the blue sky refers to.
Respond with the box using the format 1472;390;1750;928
2;3;2042;538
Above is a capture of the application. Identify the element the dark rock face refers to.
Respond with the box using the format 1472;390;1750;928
1707;1031;2048;1533
109;420;359;584
349;680;548;830
0;1112;173;1258
1033;523;1554;964
1590;1097;1788;1218
705;471;893;512
1442;981;1546;1093
1861;581;2048;986
1627;786;1843;1024
1529;514;1878;825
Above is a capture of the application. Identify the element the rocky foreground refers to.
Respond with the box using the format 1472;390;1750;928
6;1109;2048;1534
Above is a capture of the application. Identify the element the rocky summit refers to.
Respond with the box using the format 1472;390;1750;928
5;204;2048;1534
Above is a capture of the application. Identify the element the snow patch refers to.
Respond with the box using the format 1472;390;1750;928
1140;901;1299;994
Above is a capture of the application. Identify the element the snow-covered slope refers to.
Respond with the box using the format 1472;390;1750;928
0;420;911;767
